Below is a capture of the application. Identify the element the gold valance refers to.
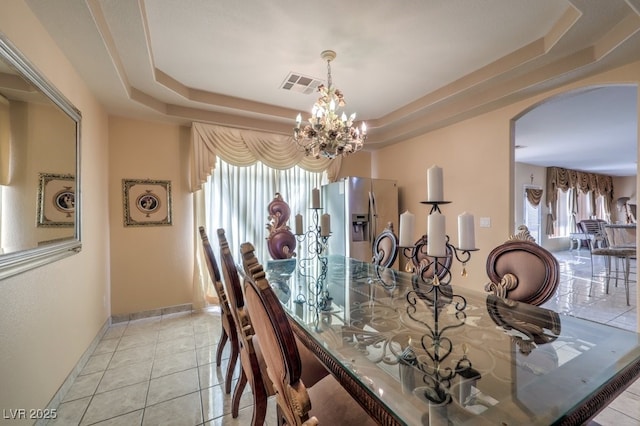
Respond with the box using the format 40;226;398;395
525;188;543;207
189;122;341;192
546;167;614;205
546;166;613;225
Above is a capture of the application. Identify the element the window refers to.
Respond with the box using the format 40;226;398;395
204;157;324;262
550;188;608;238
523;191;541;244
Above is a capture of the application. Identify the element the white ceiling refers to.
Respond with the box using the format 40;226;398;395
21;0;640;175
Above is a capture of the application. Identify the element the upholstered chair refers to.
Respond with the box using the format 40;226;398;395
197;227;239;394
578;219;608;276
239;242;377;426
372;222;399;268
484;226;559;306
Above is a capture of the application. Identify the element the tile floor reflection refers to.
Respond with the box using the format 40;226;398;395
544;250;639;426
45;249;638;425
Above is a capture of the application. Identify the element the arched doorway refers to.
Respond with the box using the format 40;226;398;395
512;84;638;251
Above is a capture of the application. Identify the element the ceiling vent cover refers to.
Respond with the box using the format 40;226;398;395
281;72;323;94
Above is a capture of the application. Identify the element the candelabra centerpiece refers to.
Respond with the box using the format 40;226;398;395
293;188;332;328
293;50;366;159
402;284;480;408
399;165;478;286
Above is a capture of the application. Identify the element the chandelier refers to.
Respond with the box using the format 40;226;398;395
294;50;366;159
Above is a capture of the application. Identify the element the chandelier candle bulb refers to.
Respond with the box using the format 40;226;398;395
427;211;446;257
427;165;444;201
295;213;303;236
399;210;415;247
312;188;320;209
320;213;331;237
457;212;475;250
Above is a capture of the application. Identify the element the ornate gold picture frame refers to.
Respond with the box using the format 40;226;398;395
122;179;172;227
37;173;75;227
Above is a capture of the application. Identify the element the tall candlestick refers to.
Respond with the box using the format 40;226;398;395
312;188;320;209
427;211;446;257
427;165;443;202
399;211;415;247
320;213;331;236
295;213;303;236
457;212;475;250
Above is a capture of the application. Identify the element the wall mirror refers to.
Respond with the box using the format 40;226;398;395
0;32;81;280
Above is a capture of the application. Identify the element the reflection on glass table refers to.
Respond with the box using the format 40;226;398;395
265;255;640;426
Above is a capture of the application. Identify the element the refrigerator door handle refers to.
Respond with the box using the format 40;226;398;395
369;191;377;242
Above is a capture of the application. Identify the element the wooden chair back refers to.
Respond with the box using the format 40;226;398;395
372;222;399;268
240;242;314;426
198;226;239;394
217;229;272;425
485;228;559;306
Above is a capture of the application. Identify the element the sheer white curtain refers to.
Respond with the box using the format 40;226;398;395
190;122;336;309
203;157;324;274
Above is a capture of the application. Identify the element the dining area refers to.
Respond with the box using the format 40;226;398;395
45;228;640;425
189;216;640;426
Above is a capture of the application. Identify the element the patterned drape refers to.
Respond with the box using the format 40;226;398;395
189;121;341;192
525;188;543;206
546;166;614;226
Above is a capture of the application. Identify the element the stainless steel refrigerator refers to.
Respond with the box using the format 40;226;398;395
322;177;399;266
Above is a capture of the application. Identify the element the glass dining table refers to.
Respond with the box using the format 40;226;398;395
264;255;640;426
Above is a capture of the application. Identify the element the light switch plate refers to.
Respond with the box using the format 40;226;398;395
479;217;491;228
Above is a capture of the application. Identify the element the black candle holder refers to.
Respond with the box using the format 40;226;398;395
401;200;478;286
294;207;332;328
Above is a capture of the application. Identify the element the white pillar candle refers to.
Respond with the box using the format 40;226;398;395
427;165;443;202
457;212;475;250
320;213;331;236
399;211;415;247
427;212;446;257
295;213;303;235
311;188;320;209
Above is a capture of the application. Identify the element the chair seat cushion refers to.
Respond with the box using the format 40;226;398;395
307;374;377;425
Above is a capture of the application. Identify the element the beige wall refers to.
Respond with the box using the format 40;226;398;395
371;111;511;283
337;150;372;180
108;117;194;315
0;0;110;419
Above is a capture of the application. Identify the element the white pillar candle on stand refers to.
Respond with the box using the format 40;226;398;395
399;211;415;246
320;213;331;236
457;212;475;250
295;213;303;235
311;188;320;209
427;212;446;257
427;165;443;201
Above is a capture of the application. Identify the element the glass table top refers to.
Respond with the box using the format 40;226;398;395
265;255;640;426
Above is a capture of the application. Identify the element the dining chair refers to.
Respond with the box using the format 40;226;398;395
239;242;377;426
372;221;399;268
577;219;608;277
588;222;635;305
198;226;239;395
484;225;560;306
410;234;453;282
217;228;272;425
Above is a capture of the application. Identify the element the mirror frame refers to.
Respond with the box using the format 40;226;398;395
0;32;81;280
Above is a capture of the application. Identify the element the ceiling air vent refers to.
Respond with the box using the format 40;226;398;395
281;72;323;95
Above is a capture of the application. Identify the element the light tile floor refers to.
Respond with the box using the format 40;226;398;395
45;249;639;425
47;308;277;425
544;250;639;426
